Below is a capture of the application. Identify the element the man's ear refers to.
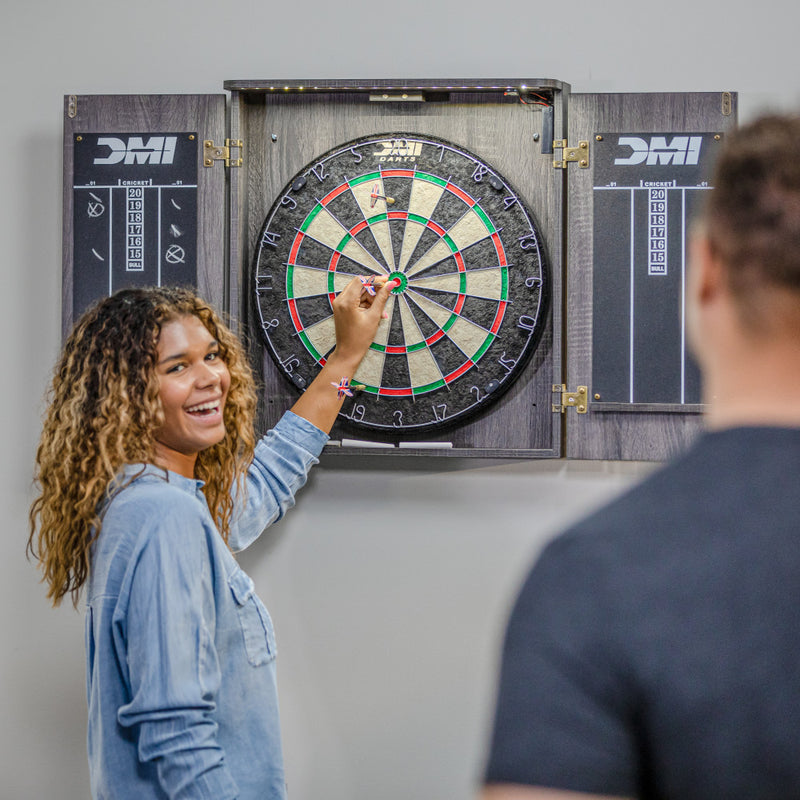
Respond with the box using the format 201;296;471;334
689;234;726;307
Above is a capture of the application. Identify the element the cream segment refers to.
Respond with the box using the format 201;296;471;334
406;209;492;278
303;315;337;359
445;210;491;251
408;292;489;357
398;296;426;346
372;295;396;347
410;268;502;300
350;179;396;270
398;179;446;271
405;239;453;278
445;316;490;359
290;266;351;298
305;206;385;273
353;346;386;387
407;346;444;388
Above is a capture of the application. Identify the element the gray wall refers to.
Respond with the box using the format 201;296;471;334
3;1;798;798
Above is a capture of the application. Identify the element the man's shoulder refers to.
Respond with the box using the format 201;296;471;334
541;426;800;588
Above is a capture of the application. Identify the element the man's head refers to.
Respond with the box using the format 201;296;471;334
689;113;800;423
699;114;800;329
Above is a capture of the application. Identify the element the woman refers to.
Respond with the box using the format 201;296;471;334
28;276;394;800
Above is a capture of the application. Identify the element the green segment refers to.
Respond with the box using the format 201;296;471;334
413;378;446;395
299;204;323;232
473;204;495;232
474;333;495;361
415;171;448;187
349;172;381;186
388;271;408;294
298;330;322;361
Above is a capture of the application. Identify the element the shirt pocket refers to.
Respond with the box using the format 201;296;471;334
227;568;277;667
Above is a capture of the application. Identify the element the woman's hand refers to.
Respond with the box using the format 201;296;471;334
329;275;397;371
288;275;397;434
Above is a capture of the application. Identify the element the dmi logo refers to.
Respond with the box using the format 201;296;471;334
374;139;423;162
614;136;703;166
93;136;178;165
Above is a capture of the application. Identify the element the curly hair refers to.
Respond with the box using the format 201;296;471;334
28;286;257;607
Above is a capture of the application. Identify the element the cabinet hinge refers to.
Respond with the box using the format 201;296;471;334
552;384;588;414
553;139;589;170
203;138;243;168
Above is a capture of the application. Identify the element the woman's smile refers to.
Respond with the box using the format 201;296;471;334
153;314;231;476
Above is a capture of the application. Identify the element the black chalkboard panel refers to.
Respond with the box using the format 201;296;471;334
71;132;198;319
591;132;722;406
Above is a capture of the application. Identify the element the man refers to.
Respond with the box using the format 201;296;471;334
482;114;800;800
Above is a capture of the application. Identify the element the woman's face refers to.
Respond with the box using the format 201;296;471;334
152;314;231;477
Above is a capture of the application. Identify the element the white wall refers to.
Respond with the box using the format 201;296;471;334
3;1;799;797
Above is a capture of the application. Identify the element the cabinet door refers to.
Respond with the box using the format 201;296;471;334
62;93;226;336
565;92;737;460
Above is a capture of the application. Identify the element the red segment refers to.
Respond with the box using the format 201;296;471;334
425;329;446;346
388;211;408;220
446;182;475;206
328;252;341;271
321;184;349;204
453;294;466;315
445;360;474;383
385;345;407;354
381;169;415;178
491;232;508;266
426;220;447;237
350;219;370;235
379;386;414;396
289;233;304;263
288;298;302;332
490;301;508;334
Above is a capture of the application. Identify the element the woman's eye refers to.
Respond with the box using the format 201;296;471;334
167;363;186;374
206;351;220;361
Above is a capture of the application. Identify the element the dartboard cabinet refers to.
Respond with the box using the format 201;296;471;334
62;81;737;460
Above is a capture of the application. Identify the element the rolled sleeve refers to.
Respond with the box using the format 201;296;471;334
228;411;328;552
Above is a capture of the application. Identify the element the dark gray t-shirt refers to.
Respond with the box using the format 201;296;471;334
485;427;800;799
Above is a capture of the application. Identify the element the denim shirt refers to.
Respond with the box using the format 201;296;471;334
85;412;328;800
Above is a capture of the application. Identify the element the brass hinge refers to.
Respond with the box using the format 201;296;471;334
203;138;243;168
553;139;589;169
552;384;588;414
721;91;733;116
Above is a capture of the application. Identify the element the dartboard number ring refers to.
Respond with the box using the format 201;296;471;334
253;133;548;435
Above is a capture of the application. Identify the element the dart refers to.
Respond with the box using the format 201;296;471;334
331;377;354;398
359;275;377;295
369;183;395;208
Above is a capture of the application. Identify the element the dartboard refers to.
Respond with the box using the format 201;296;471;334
253;132;548;434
